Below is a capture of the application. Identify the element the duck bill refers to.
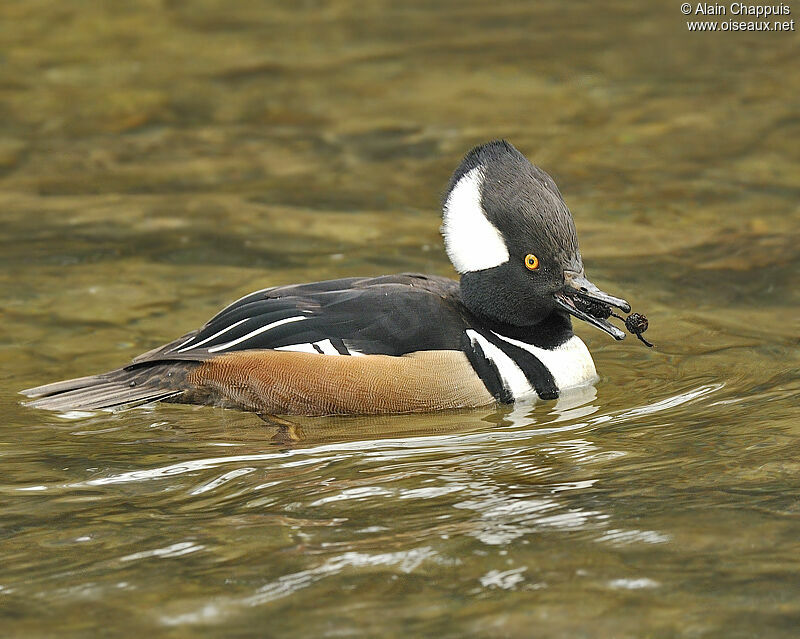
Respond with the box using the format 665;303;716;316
553;271;631;341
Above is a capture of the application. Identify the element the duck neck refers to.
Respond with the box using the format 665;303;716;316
464;306;575;350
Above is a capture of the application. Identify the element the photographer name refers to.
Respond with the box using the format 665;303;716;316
693;3;791;16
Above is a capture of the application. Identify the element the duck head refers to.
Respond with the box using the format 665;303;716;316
441;140;630;340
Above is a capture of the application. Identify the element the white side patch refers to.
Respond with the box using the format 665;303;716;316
207;316;307;353
441;166;509;273
314;339;341;355
491;333;598;391
342;340;367;356
465;329;535;400
274;343;317;354
275;339;342;355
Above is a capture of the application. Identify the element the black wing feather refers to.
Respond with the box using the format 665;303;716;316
142;274;468;360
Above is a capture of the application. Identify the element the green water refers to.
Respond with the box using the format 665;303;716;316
2;1;799;637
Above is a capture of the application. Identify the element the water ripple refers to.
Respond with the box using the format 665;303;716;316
160;546;439;626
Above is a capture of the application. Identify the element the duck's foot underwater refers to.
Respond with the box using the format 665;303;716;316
257;412;305;443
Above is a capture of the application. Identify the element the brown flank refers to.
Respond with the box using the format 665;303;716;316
186;349;495;415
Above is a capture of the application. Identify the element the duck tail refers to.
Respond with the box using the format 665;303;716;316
20;362;198;412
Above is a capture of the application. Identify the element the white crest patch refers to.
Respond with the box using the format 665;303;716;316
441;166;509;273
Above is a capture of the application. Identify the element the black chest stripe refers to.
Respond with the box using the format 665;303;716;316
330;338;351;355
461;333;513;404
467;330;560;401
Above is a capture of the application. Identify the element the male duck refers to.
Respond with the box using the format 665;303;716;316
23;140;632;416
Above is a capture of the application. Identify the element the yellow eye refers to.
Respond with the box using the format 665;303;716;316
524;254;539;270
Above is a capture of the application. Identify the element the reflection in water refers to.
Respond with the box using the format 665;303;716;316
40;384;714;492
3;367;799;636
9;384;726;629
139;388;690;626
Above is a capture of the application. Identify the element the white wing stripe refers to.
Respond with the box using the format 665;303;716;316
171;336;197;352
207;316;308;353
176;318;250;352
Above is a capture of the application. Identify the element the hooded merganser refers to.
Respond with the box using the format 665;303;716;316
22;140;633;416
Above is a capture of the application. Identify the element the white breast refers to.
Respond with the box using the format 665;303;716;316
491;332;598;394
467;330;598;401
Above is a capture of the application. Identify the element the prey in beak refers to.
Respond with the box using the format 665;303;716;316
553;270;632;341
